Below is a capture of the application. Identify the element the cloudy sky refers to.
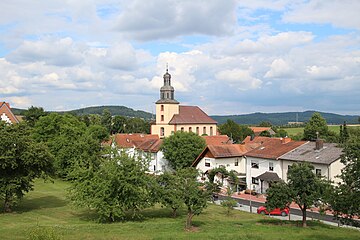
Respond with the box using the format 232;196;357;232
1;0;359;115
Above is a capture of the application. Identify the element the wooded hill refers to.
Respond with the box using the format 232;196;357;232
12;106;359;125
211;111;359;125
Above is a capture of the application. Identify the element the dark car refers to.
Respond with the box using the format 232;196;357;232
257;206;289;216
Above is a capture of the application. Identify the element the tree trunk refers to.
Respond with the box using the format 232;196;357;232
301;205;307;227
186;211;194;230
4;192;12;213
172;207;177;218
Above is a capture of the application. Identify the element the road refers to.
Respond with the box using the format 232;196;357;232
217;195;343;226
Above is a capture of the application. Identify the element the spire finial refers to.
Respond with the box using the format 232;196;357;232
166;63;168;73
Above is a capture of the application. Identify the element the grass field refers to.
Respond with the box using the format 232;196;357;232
0;179;359;240
283;125;360;136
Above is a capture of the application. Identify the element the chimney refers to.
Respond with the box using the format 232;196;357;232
315;139;324;150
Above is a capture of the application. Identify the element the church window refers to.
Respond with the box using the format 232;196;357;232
196;127;199;135
210;127;213;136
160;127;165;136
161;105;164;111
161;115;164;121
203;127;207;135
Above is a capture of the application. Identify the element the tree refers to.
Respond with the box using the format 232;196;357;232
258;121;272;127
32;113;104;178
259;130;271;137
111;115;127;134
161;131;206;170
303;112;328;140
22;106;47;127
218;120;253;143
155;172;183;217
101;109;112;134
69;150;154;222
274;129;288;138
0;123;53;212
330;136;360;226
177;168;209;230
266;162;330;227
221;186;238;215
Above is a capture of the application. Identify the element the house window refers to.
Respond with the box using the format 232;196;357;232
251;161;259;169
196;127;199;135
205;159;211;167
181;127;184;132
316;169;322;176
210;127;213;136
160;127;165;136
189;127;192;132
252;177;259;185
235;158;239;166
161;115;164;121
269;162;274;171
203;127;206;135
161;105;164;111
153;165;156;171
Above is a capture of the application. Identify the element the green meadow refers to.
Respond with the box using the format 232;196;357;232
0;179;359;240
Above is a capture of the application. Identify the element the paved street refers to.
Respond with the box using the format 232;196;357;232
216;195;345;227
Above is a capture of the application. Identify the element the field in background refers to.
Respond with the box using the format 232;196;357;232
283;125;360;137
1;180;359;240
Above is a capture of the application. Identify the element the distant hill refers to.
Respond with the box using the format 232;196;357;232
11;106;358;125
211;111;359;125
12;106;154;120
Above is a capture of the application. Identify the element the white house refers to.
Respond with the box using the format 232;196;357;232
279;139;344;184
244;137;306;194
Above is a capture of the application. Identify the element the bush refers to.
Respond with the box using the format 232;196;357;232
27;225;62;240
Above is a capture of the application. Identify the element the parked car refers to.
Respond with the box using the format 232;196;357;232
257;206;289;216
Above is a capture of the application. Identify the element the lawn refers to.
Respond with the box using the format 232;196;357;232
0;179;359;240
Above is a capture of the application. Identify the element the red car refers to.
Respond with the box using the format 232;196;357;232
257;206;289;216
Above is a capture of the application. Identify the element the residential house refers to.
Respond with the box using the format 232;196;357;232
151;69;217;138
0;102;19;124
279;139;344;184
250;127;275;136
245;137;306;194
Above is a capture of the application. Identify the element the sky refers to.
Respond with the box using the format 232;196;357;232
0;0;360;115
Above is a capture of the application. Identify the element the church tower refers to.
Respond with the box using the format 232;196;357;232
151;68;179;138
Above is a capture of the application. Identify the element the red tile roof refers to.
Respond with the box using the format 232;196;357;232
0;102;19;124
136;139;163;153
202;135;231;145
114;134;159;148
245;137;306;160
169;106;217;125
250;127;274;135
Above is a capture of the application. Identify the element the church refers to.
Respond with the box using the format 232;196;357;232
151;69;217;138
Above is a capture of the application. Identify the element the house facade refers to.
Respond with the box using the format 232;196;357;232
279;140;344;184
0;102;19;124
151;69;217;138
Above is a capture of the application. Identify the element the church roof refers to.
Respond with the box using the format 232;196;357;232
169;106;217;125
114;133;159;148
0;102;20;124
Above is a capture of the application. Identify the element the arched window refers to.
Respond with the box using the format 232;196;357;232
210;127;213;136
189;127;192;132
161;105;164;111
161;115;164;121
181;127;184;132
196;127;199;135
203;127;206;135
160;127;165;136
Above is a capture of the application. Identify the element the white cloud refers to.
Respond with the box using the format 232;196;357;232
283;0;360;30
215;69;262;91
114;0;237;40
265;58;292;78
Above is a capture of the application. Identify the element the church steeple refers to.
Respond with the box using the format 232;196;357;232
156;67;179;104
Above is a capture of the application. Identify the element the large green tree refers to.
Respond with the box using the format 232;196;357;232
69;150;154;222
177;168;210;229
101;109;112;134
218;120;253;143
303;112;328;140
32;113;107;178
161;131;206;170
266;162;330;227
0;122;53;212
22;106;47;127
330;136;360;226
